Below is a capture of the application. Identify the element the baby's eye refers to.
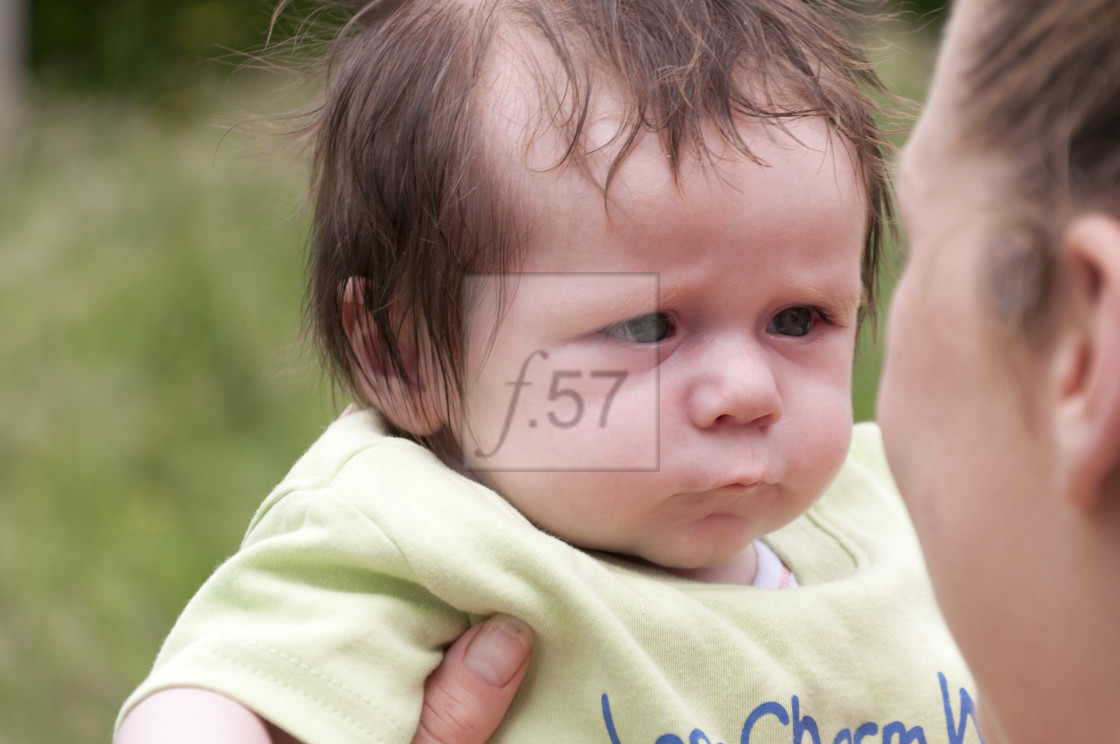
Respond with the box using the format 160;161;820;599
767;307;815;337
604;312;674;343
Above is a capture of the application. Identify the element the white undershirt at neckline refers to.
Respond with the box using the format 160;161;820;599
752;540;799;589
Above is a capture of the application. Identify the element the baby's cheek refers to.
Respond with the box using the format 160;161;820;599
796;406;853;490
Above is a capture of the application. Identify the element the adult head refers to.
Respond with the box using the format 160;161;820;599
877;0;1120;741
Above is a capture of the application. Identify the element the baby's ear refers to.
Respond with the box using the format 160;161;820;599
342;278;447;437
1054;214;1120;509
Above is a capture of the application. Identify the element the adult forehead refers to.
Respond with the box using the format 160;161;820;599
914;0;994;135
897;0;1001;206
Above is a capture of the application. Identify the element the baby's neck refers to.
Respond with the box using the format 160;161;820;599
662;542;759;586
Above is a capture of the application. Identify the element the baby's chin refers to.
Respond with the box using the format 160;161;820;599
661;545;760;585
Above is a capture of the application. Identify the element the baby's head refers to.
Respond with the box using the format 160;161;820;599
304;0;892;578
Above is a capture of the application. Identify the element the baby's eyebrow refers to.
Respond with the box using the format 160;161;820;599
838;292;866;321
541;272;661;325
797;283;864;322
595;274;664;318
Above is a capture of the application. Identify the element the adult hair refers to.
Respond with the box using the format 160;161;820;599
960;0;1120;333
286;0;896;443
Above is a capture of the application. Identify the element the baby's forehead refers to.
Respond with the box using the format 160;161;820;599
475;27;852;201
479;58;846;210
475;29;627;178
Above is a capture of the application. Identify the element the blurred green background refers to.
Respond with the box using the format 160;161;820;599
0;2;942;742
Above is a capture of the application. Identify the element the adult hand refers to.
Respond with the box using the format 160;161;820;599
411;615;534;744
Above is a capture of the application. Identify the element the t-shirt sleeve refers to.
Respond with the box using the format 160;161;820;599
116;486;470;744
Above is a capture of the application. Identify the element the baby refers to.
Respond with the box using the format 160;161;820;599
116;1;982;742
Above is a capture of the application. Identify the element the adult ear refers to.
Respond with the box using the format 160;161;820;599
1055;214;1120;509
342;278;447;437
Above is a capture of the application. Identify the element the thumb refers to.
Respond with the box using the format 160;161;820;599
411;615;534;744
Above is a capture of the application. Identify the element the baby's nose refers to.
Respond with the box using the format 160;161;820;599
685;339;782;429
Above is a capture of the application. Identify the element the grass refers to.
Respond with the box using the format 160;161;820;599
0;77;334;743
0;27;934;743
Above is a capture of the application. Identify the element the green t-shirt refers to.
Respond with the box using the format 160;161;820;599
119;414;983;744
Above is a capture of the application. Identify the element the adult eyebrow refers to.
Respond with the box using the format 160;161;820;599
894;226;912;267
891;153;916;265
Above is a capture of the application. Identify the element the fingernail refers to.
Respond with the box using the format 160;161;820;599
465;615;533;687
